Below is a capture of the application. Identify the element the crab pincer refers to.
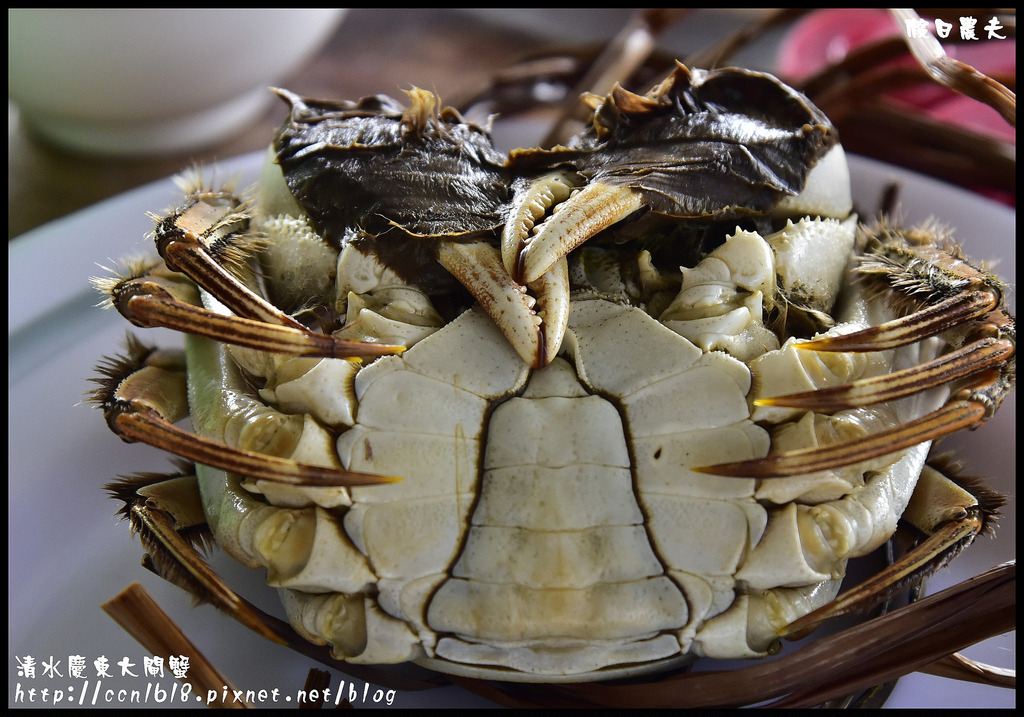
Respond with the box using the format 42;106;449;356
502;62;842;287
273;87;568;368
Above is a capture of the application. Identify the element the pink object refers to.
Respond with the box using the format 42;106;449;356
777;9;1015;145
778;9;900;83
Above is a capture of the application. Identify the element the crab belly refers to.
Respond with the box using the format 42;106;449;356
196;297;901;681
395;299;771;678
427;360;689;675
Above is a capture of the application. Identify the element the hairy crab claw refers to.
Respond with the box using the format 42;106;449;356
103;464;289;647
272;87;568;368
501;62;846;288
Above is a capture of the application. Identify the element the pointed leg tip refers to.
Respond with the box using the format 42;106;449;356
793;334;854;352
693;462;761;478
777;617;821;641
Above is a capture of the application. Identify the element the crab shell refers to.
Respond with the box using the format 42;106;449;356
271;87;511;295
180;138;952;681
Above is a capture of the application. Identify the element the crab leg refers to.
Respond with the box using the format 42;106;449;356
758;336;1013;411
109;469;285;645
795;291;1002;352
710;223;1015;477
703;372;1007;478
438;239;569;367
505;175;644;285
91;337;397;487
153;192;310;328
111;468;457;693
778;460;1003;639
799;223;1010;354
99;267;403;360
107;470;355;657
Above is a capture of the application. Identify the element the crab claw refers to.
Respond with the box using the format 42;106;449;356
503;171;644;286
438;238;569;368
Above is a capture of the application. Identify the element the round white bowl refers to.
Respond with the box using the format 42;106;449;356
8;9;347;156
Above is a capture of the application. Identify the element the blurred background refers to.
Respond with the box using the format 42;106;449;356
8;9;796;239
9;8;1014;239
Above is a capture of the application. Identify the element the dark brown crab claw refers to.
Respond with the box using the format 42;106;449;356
503;62;840;287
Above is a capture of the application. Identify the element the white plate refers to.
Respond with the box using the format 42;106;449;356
8;150;1014;709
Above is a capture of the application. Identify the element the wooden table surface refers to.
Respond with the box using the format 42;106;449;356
9;9;790;240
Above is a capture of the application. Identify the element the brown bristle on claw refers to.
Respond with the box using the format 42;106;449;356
149;198;263;281
105;462;215;555
91;259;164;309
127;511;220;609
856;221;1007;311
122;500;290;646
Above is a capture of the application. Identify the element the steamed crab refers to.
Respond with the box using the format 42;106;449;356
91;61;1013;701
